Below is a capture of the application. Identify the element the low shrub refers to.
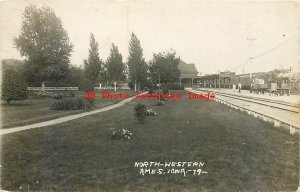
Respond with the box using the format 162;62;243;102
157;100;164;106
148;88;155;94
162;85;169;94
112;129;133;141
38;91;75;99
68;91;76;97
142;80;154;90
53;93;63;99
128;82;134;90
166;83;184;90
134;103;147;122
85;96;95;108
40;92;62;99
50;98;91;110
145;108;156;116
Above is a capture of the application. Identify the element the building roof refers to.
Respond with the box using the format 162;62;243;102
178;59;198;75
235;72;267;77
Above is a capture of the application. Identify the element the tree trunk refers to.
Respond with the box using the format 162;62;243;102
41;81;45;92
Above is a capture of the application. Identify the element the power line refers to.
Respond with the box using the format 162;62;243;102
232;37;294;73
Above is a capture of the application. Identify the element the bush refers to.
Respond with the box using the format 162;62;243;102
157;100;164;106
134;103;147;122
128;81;134;90
162;85;169;94
79;77;94;92
112;129;133;140
2;69;28;103
50;98;92;110
53;93;63;99
148;88;155;94
142;80;154;90
38;91;76;99
145;108;156;116
43;92;62;99
166;83;184;90
86;98;95;107
69;91;75;97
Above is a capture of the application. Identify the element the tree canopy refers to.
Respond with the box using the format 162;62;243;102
106;43;125;82
14;5;73;85
83;33;102;84
127;33;148;90
149;50;181;83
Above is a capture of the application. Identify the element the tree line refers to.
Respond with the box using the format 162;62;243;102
2;5;181;103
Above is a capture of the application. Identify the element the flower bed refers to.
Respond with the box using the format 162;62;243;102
36;91;75;99
145;108;157;116
50;98;92;110
112;129;133;140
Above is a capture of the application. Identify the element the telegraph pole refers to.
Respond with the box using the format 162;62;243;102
247;37;256;65
246;23;256;77
247;37;256;80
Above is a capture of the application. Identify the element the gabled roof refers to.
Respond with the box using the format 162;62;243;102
178;59;198;75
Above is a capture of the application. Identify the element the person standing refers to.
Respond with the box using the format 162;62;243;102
238;82;242;93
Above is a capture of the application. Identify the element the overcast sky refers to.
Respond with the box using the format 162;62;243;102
0;0;299;74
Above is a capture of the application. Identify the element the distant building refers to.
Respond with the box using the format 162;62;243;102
197;71;235;88
178;59;199;87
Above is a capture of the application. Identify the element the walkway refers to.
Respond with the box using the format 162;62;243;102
0;95;139;136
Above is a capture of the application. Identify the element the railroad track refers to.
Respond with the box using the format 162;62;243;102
196;89;299;113
189;88;300;134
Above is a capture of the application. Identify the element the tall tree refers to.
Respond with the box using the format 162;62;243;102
127;33;147;91
106;43;125;82
14;5;73;86
149;50;181;83
83;33;102;84
68;65;85;87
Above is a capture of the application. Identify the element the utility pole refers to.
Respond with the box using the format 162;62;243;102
247;37;256;65
246;23;256;78
247;37;256;81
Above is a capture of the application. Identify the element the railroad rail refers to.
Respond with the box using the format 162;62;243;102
190;89;300;135
198;89;299;113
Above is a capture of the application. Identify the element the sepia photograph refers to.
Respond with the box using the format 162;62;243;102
0;0;299;191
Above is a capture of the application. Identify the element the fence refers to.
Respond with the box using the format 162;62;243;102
27;87;79;91
94;86;130;90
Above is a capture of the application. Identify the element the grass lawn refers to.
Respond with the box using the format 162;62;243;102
1;90;299;191
1;90;136;128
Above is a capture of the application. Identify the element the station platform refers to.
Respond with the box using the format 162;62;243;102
190;88;300;133
197;88;300;105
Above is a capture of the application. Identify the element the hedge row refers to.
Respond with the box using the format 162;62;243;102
166;83;184;90
37;91;75;99
50;98;92;110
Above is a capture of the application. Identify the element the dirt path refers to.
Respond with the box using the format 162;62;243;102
0;95;138;136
